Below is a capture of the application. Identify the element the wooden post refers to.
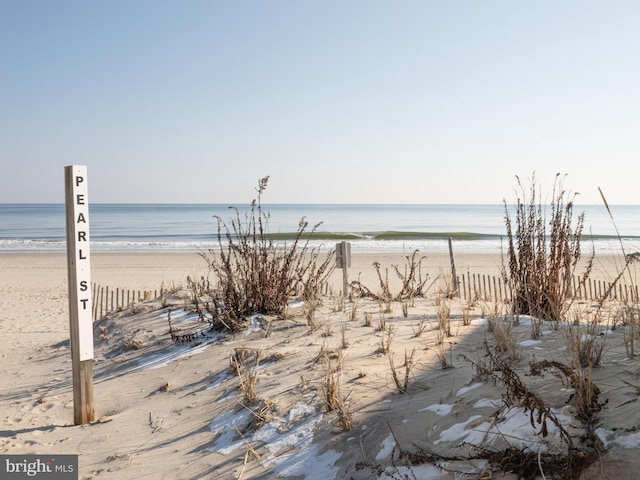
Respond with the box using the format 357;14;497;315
336;241;351;299
65;165;95;425
492;276;497;302
92;283;97;321
447;237;458;296
461;274;467;301
482;275;487;301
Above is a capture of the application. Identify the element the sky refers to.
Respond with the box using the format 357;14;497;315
1;1;639;204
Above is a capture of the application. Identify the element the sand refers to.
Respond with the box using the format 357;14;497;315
1;251;639;479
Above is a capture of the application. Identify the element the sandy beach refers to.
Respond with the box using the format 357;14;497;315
2;250;639;479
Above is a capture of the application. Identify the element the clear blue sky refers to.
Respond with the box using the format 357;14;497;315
1;1;639;204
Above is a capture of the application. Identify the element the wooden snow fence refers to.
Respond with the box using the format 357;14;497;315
91;283;166;321
91;274;639;322
456;272;639;304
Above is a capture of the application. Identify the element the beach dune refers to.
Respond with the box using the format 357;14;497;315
1;251;638;479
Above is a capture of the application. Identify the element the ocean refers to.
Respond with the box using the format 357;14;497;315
1;203;639;254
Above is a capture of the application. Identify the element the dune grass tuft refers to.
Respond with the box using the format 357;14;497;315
191;176;335;332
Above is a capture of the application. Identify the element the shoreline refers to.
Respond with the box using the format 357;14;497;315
0;249;626;282
0;251;506;288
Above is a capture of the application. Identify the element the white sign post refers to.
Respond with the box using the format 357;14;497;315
65;165;95;425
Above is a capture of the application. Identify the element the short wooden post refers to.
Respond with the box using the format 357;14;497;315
448;237;458;296
492;276;497;302
461;274;467;301
482;275;487;300
336;241;351;299
65;165;95;425
92;283;98;321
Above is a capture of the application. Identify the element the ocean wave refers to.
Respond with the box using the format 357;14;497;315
264;231;503;241
3;235;640;255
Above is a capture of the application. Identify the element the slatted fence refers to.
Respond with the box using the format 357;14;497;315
457;273;639;304
92;274;640;322
91;283;166;321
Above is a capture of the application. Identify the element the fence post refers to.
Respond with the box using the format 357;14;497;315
92;283;98;321
448;237;459;296
336;242;351;299
461;274;467;301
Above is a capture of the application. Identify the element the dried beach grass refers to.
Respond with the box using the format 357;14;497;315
502;173;593;321
350;250;432;301
193;176;335;332
320;351;352;431
389;348;416;393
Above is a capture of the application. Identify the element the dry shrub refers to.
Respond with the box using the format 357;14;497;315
340;322;349;349
487;316;519;361
351;250;431;301
530;315;543;339
562;322;607;367
595;189;640;311
230;348;262;403
462;307;473;326
122;338;142;351
412;320;427;338
242;398;276;432
529;359;602;428
434;329;450;369
321;352;352;431
475;343;573;447
192;176;335;332
305;298;319;331
617;303;640;357
366;342;603;479
594;190;640;357
377;325;395;354
334;294;345;312
389;348;416;393
349;301;359;322
437;299;451;337
502;173;593;321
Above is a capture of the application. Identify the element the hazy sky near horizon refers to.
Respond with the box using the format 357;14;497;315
2;1;639;204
